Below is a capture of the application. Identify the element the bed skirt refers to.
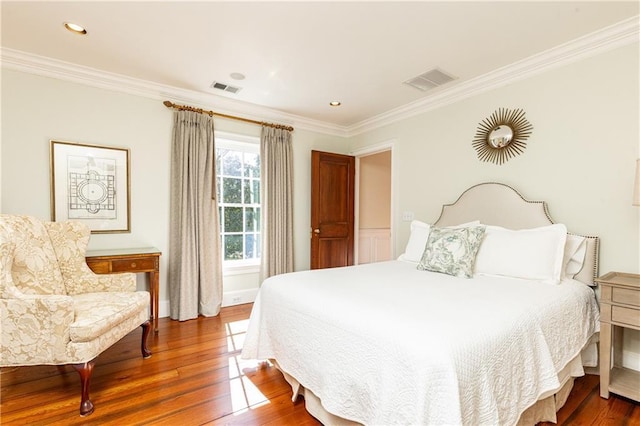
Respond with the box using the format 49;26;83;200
272;337;598;426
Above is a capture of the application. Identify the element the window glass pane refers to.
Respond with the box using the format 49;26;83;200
252;180;260;204
216;148;227;174
243;179;250;204
218;206;223;231
256;234;261;258
224;235;243;260
224;207;243;232
222;150;242;176
216;177;221;201
244;152;260;178
245;234;256;259
243;179;259;204
245;207;259;232
223;178;242;203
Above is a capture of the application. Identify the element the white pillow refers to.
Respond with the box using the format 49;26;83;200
563;234;587;278
398;220;480;263
398;220;431;263
474;224;568;284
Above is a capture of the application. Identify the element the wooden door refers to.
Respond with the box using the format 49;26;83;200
310;150;355;269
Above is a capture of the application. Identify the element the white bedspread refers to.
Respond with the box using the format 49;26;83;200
241;260;599;426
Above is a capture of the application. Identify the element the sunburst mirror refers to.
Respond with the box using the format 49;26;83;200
472;108;533;165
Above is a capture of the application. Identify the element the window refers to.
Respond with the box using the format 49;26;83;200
216;134;260;268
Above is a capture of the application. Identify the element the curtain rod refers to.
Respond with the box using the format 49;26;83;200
163;100;294;132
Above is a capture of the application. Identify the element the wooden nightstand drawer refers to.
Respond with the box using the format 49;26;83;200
112;258;156;272
612;287;640;307
86;260;111;274
612;306;640;328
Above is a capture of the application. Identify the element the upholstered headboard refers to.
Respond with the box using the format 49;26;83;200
433;182;599;286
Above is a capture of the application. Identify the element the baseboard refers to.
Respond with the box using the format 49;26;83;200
221;288;259;307
156;288;258;319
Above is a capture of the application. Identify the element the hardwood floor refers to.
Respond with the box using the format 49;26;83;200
1;303;638;425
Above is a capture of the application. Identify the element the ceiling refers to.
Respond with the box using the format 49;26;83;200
1;1;638;132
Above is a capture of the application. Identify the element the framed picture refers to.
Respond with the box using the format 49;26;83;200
50;140;131;233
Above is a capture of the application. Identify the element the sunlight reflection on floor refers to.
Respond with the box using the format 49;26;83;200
226;318;271;415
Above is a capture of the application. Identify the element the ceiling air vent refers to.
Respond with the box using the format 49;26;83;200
210;81;242;94
404;68;457;92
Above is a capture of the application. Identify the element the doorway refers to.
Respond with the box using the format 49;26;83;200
354;144;394;264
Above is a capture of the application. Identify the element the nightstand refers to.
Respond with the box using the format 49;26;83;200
596;271;640;402
86;247;161;333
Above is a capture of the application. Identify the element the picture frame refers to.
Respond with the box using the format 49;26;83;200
50;140;131;233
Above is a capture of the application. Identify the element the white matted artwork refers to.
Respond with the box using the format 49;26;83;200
50;140;130;233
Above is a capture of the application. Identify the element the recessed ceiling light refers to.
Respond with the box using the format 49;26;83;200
329;101;341;107
64;22;87;35
230;72;245;80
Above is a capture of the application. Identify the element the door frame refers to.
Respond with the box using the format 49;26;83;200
351;140;396;265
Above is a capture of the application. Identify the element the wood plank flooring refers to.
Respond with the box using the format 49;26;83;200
1;303;638;425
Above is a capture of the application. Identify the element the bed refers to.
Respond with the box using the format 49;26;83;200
241;182;600;425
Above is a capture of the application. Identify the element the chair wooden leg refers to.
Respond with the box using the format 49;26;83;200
72;361;95;416
141;320;152;359
70;321;150;417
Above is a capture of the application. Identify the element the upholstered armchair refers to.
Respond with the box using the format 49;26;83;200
0;215;151;416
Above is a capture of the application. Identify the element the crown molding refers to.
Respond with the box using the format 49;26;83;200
1;15;637;138
0;48;350;137
346;15;640;136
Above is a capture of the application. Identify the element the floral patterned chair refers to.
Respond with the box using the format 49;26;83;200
0;215;151;416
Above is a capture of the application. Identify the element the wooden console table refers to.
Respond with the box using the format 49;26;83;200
86;247;161;333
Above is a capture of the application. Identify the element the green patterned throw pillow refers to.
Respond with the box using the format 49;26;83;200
417;225;486;278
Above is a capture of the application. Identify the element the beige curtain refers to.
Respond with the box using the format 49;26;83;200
260;126;294;282
168;110;222;320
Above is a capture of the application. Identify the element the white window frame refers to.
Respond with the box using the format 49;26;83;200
215;131;261;274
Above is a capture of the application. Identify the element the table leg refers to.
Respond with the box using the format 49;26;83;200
599;322;611;398
150;270;159;332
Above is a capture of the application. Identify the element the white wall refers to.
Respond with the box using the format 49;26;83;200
0;69;348;317
350;43;640;369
